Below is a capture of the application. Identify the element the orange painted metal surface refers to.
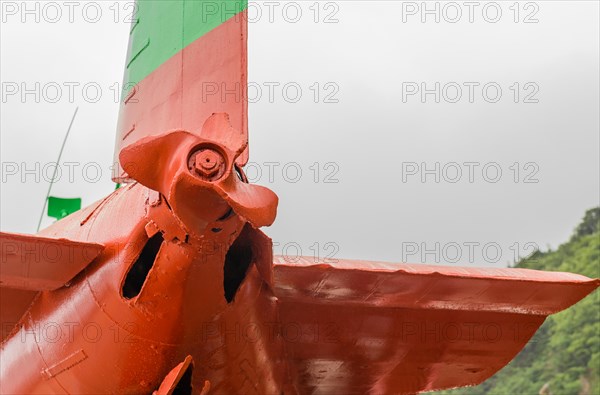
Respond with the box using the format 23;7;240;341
113;8;249;182
1;0;599;392
119;113;278;231
273;258;599;394
153;355;210;395
0;112;598;393
0;232;103;292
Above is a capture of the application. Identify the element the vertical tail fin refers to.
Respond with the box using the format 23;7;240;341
113;0;249;182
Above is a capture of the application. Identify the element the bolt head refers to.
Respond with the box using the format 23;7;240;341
192;149;224;180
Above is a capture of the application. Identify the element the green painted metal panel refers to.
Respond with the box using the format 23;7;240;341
123;0;248;91
47;197;81;220
183;0;246;45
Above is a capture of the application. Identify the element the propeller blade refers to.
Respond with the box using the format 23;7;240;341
214;176;278;228
119;130;197;196
119;114;278;230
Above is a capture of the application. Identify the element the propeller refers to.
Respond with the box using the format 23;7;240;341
120;113;278;230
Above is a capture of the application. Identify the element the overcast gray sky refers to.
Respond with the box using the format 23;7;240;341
1;0;598;268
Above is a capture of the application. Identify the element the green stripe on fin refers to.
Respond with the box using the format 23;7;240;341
123;0;248;94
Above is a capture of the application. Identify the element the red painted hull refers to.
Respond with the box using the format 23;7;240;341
1;1;598;392
1;183;597;394
1;184;284;394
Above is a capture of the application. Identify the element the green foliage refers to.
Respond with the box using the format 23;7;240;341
572;208;600;241
429;208;600;395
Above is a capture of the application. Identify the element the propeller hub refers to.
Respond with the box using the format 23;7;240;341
192;149;225;180
121;114;278;228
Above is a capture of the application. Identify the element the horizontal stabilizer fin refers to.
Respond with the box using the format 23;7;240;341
0;231;104;291
272;257;599;394
273;256;599;315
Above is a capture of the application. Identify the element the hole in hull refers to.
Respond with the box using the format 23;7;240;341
223;236;253;303
217;207;234;221
122;232;164;299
